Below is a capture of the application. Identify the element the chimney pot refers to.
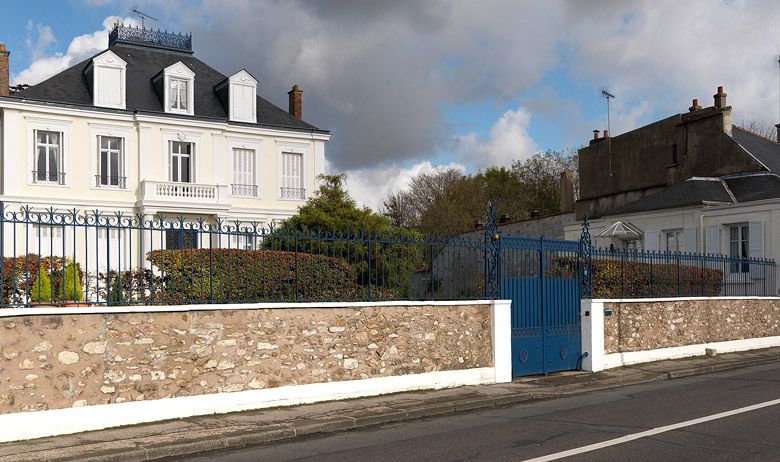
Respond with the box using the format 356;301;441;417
689;98;701;112
593;129;600;140
0;43;9;97
603;129;609;139
714;85;727;109
288;84;302;120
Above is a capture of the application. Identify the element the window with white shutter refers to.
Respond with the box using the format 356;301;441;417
280;152;304;199
231;148;257;197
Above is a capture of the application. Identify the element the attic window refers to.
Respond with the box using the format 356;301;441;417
88;50;127;110
214;70;258;124
156;61;195;116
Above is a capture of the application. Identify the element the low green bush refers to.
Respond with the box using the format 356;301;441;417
30;268;52;303
146;249;398;304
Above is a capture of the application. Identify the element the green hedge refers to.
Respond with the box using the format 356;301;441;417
146;249;398;303
591;258;723;298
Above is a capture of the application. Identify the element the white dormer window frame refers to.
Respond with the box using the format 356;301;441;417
90;50;127;110
227;70;258;124
163;61;195;116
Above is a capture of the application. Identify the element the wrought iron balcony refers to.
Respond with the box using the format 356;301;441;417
95;175;127;189
280;187;306;200
108;24;192;52
231;184;258;197
31;171;65;185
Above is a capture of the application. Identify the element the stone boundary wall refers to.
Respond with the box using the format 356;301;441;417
603;298;780;354
0;302;493;415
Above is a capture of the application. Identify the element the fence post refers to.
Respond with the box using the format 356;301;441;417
580;215;593;299
484;202;500;299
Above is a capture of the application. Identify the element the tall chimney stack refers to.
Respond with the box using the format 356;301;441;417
0;44;10;97
288;84;302;120
775;123;780;143
714;85;727;109
689;98;701;112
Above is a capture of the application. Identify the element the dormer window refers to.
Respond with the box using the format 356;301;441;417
170;78;189;111
214;69;258;123
86;50;127;109
153;61;195;116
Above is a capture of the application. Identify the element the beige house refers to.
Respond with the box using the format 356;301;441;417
0;25;329;272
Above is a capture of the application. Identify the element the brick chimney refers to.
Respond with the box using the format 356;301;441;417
714;86;727;109
0;44;10;97
689;98;701;112
775;124;780;143
288;84;302;120
589;129;600;145
603;129;609;139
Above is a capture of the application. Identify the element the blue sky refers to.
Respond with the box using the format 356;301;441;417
2;1;780;209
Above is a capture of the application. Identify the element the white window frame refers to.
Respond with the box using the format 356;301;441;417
276;141;309;201
169;141;194;183
664;229;683;252
89;123;131;190
162;61;195;116
227;70;257;123
90;50;127;110
161;130;202;183
728;223;750;274
26;117;71;187
226;137;261;198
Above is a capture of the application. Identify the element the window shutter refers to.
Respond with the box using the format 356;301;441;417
643;231;659;251
749;221;764;278
705;225;719;254
683;228;697;253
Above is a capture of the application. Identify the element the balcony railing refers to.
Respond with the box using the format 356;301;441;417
280;187;306;200
95;175;127;189
32;171;65;185
140;180;229;207
231;184;258;197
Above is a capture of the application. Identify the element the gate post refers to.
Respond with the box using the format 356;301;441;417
484;202;500;299
580;215;593;299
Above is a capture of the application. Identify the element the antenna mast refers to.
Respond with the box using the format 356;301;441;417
601;89;615;176
132;9;158;29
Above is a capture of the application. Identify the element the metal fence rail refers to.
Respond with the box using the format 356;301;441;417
0;206;487;307
588;248;777;298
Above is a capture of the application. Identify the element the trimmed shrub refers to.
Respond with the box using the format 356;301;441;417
0;255;83;305
146;248;398;304
60;261;84;302
108;273;126;305
30;268;52;303
590;258;723;298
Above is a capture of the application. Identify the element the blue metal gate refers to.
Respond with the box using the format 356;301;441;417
499;236;582;377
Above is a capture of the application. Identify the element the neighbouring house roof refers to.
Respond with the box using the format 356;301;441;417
732;127;780;174
9;43;326;134
596;221;643;240
724;173;780;202
607;179;734;215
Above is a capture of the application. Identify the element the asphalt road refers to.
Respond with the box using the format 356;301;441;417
179;362;780;461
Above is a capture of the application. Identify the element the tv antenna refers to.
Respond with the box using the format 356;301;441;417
132;9;158;29
601;88;615;176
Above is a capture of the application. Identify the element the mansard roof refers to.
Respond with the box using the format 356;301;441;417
11;42;325;133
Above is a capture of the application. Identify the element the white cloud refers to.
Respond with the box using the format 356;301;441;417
25;21;56;61
339;160;465;211
12;16;134;85
453;107;537;170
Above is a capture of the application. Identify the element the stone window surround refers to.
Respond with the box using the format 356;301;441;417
226;137;262;198
276;141;309;201
160;129;203;184
89;122;132;191
25;116;72;188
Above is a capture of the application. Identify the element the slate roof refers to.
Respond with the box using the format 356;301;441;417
607;179;734;215
724;174;780;202
732;127;780;174
9;43;326;133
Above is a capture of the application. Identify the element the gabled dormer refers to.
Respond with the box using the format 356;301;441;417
84;50;127;109
214;69;258;124
152;61;195;116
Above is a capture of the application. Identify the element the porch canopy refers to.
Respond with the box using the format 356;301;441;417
596;221;643;241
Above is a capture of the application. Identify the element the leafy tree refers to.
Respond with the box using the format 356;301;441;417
267;174;423;295
30;268;52;303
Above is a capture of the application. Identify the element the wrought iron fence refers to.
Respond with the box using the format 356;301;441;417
0;206;487;307
586;247;776;298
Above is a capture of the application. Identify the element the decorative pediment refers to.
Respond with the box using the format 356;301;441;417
87;50;127;109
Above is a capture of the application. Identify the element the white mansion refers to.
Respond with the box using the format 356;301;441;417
0;25;328;268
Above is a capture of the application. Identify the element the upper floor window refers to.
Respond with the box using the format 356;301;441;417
34;130;64;185
169;78;189;111
97;136;125;188
170;141;193;183
89;50;127;109
232;148;257;197
280;152;304;200
729;224;749;273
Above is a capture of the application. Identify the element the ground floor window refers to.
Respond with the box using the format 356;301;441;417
729;224;749;273
166;229;198;250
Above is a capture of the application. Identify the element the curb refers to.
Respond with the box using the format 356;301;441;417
11;354;780;462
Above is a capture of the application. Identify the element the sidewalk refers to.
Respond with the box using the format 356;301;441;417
2;347;778;462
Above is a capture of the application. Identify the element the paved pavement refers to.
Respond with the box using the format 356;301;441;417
1;347;778;462
183;362;780;461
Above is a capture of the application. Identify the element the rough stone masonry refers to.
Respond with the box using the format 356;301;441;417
0;304;492;414
603;298;780;354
